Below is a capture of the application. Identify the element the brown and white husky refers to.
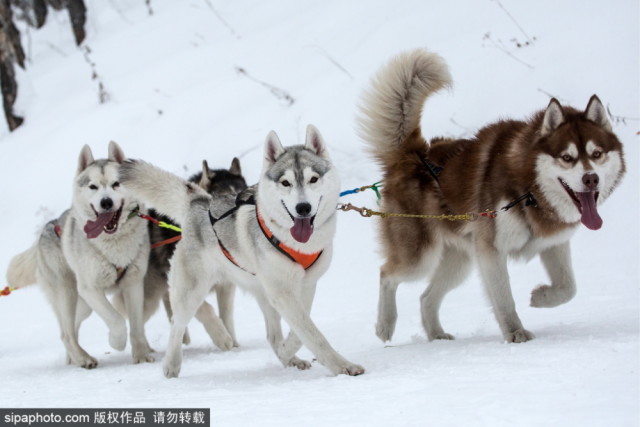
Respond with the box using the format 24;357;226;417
357;49;626;343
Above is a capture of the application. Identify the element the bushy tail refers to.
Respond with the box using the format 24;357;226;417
6;243;38;288
119;160;209;225
357;49;452;162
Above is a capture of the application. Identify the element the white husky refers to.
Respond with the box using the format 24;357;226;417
7;142;153;367
119;125;365;378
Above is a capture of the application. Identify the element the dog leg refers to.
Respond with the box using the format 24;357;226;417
531;242;577;307
252;291;311;370
421;246;472;340
265;282;364;376
194;300;234;351
376;267;400;342
476;242;534;343
163;267;211;378
74;297;92;334
77;281;128;351
252;293;300;367
121;278;155;364
43;278;98;368
276;283;318;370
216;283;239;347
162;293;190;345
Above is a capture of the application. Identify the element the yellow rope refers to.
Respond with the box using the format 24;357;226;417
337;203;488;222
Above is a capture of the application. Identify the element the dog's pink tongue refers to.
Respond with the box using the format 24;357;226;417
577;191;602;230
84;212;115;239
290;217;313;243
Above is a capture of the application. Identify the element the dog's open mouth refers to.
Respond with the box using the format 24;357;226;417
558;178;602;230
282;201;316;243
290;216;316;243
84;203;124;239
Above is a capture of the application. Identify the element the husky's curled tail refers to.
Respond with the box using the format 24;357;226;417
6;243;38;288
119;160;209;225
357;49;452;164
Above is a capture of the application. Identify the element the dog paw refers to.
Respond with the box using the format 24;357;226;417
163;360;181;379
530;284;574;308
375;322;395;342
133;353;155;364
339;363;365;376
212;332;235;352
429;332;455;341
109;326;127;351
287;357;312;370
75;355;98;369
505;329;535;343
81;358;99;369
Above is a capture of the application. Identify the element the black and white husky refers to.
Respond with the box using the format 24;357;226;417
7;142;153;367
119;126;365;378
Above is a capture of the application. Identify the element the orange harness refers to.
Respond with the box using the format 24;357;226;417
255;208;322;270
211;204;322;275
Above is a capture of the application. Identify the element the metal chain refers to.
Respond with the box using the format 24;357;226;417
336;202;500;222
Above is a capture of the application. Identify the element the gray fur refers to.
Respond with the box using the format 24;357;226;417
113;157;248;350
6;142;153;368
120;125;365;378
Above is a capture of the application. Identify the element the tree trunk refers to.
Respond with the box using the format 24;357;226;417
65;0;85;45
0;0;25;131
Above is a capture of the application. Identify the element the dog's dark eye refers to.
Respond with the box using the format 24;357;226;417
310;176;318;184
592;150;602;159
561;154;573;163
112;181;120;189
281;180;291;187
89;184;98;190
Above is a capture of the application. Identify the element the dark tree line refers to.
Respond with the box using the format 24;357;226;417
0;0;86;132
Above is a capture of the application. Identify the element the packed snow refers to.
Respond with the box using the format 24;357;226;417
1;1;638;426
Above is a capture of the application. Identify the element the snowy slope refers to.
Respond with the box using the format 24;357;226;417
1;1;638;426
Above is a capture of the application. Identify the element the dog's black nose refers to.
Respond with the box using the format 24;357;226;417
296;202;312;217
582;173;599;190
100;197;114;210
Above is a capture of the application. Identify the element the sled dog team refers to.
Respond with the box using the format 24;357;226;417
6;49;626;378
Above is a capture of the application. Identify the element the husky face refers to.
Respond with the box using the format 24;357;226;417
73;141;134;239
261;125;340;243
196;157;247;196
535;96;626;230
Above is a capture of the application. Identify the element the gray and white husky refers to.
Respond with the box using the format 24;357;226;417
7;142;153;367
119;125;365;378
126;158;247;350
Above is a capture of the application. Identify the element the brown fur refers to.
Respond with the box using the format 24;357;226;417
359;49;625;343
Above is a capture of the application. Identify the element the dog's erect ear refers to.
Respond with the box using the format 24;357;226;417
230;157;242;176
541;98;565;137
304;124;330;160
108;141;126;164
199;160;212;188
585;94;612;132
77;145;94;174
264;131;285;164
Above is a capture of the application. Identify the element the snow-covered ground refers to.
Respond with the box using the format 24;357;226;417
1;1;638;426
